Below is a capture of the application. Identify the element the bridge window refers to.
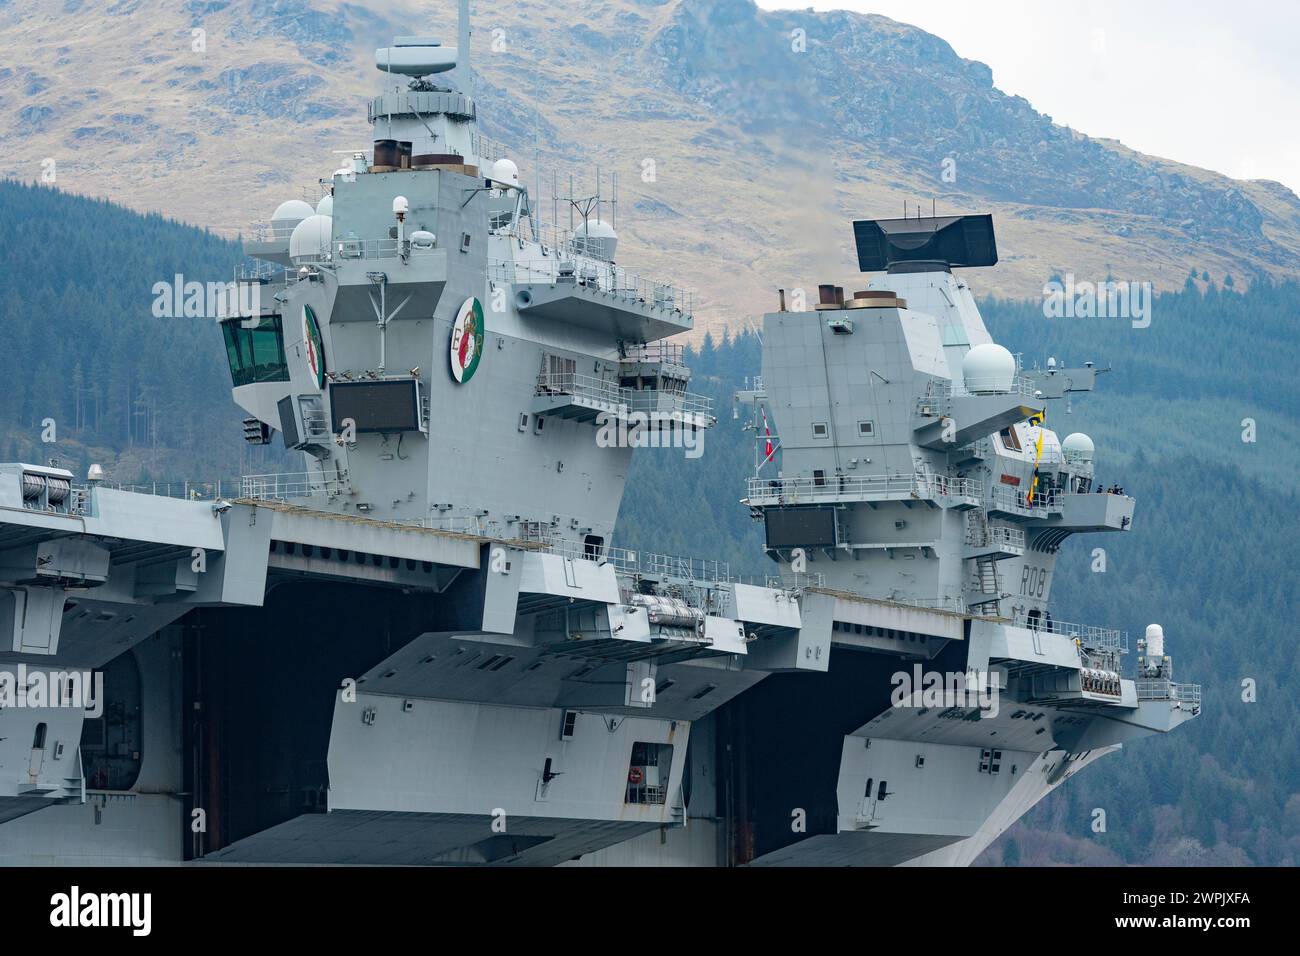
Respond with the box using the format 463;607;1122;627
221;316;290;387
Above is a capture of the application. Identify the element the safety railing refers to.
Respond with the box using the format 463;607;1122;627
333;237;442;261
544;539;732;583
470;131;512;165
87;479;243;501
536;372;628;408
240;472;348;501
924;475;983;500
536;373;713;419
235;259;285;283
1012;612;1128;652
1136;679;1202;705
924;375;1040;400
966;523;1026;551
991;486;1062;516
745;473;922;503
764;572;826;590
624;388;713;418
490;258;694;318
622;342;685;365
746;472;981;505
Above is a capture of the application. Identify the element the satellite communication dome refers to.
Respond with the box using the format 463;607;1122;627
491;158;520;187
1061;432;1095;463
392;195;410;217
315;195;334;217
271;199;315;238
1145;624;1165;658
289;214;333;263
573;218;619;261
961;343;1016;394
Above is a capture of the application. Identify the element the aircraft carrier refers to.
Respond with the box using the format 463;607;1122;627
0;2;1199;867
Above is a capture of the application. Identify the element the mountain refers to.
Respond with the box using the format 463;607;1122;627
3;0;1300;337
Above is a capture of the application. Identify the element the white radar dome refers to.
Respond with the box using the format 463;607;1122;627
573;218;619;261
271;199;315;239
289;214;333;262
491;158;520;187
1145;624;1165;659
315;195;334;217
1061;432;1095;463
272;199;314;223
961;343;1016;394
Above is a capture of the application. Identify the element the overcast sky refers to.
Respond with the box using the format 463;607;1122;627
756;0;1299;194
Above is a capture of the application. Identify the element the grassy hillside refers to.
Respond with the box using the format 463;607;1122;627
3;0;1299;335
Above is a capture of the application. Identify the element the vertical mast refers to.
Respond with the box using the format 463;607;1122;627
457;0;472;92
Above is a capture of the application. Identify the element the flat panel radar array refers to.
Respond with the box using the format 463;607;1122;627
764;507;838;549
852;214;998;272
329;380;422;434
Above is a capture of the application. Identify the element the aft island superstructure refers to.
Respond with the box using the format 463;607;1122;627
0;3;1197;867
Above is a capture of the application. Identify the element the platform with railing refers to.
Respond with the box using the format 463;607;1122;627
745;473;981;507
1010;612;1129;653
990;485;1062;519
544;539;732;584
85;478;243;501
919;375;1041;406
239;472;349;502
333;237;444;261
622;342;686;367
965;521;1027;555
1136;679;1202;707
491;257;694;318
534;372;713;424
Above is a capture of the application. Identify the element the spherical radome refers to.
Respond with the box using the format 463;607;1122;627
1061;432;1095;462
574;218;619;260
290;214;333;262
961;343;1016;393
271;199;315;225
315;195;334;217
492;158;520;186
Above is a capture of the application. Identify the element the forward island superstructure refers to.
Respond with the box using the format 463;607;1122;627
0;3;1197;867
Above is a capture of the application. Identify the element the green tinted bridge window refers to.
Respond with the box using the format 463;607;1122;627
221;316;290;387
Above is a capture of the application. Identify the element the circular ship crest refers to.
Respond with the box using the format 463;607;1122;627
450;296;484;383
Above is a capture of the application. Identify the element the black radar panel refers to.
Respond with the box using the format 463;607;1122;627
853;214;998;272
329;379;422;434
